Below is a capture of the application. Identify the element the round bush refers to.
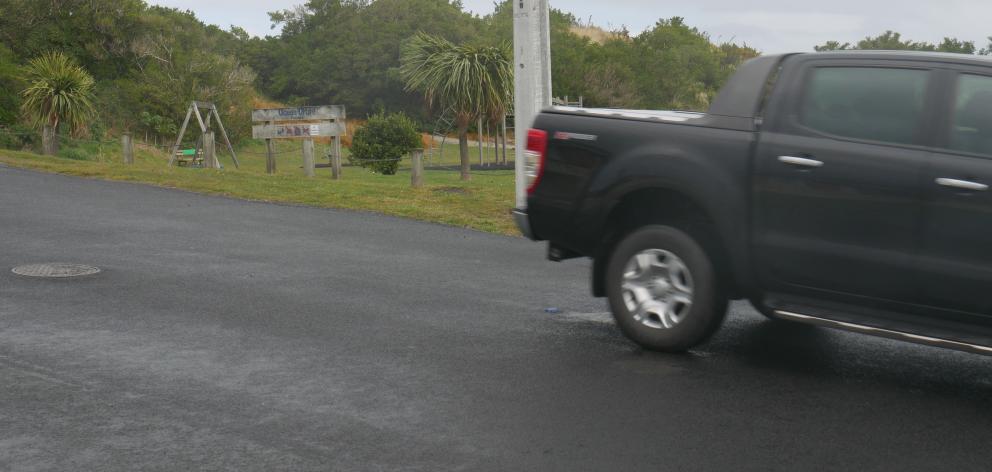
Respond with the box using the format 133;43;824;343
349;112;421;175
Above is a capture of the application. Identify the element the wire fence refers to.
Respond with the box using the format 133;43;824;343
238;148;299;156
0;128;518;179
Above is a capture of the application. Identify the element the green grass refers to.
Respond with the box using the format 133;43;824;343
0;140;520;236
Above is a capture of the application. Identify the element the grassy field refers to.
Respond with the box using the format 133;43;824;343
0;139;520;236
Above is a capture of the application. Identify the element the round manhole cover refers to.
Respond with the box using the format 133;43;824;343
12;263;101;278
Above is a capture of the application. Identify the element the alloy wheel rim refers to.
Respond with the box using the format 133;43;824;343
621;249;694;329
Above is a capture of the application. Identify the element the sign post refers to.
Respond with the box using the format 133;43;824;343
513;0;552;209
251;106;347;177
302;138;315;177
266;133;275;174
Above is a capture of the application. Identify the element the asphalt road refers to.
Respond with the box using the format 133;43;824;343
1;165;991;471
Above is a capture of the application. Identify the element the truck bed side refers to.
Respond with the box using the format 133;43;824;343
524;55;787;296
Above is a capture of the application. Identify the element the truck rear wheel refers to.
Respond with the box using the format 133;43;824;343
606;225;727;352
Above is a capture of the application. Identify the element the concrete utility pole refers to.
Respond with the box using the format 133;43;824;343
513;0;552;209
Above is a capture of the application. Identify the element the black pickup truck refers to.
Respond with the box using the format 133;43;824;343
516;51;992;354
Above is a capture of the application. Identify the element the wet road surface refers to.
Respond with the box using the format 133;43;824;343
1;165;990;471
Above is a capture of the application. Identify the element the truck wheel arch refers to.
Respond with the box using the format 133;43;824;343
591;186;740;299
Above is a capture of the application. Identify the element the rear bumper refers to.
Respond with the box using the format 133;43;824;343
513;208;536;240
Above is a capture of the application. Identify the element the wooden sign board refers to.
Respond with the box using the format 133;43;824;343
252;106;345;123
251;122;347;140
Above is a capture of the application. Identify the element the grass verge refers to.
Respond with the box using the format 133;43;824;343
0;143;520;236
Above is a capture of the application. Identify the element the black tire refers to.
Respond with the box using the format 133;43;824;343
606;225;728;352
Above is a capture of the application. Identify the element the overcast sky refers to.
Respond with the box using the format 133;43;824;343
151;0;992;54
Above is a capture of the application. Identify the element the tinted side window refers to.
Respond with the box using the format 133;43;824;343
949;74;992;157
800;67;928;145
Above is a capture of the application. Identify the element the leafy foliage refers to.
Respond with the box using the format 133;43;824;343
630;18;753;110
349;111;421;175
20;52;96;135
250;0;480;119
401;33;513;121
125;7;257;142
0;0;146;79
815;31;983;54
0;0;256;143
0;45;22;126
476;5;758;111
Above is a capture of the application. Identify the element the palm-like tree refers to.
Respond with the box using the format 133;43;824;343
21;51;96;154
401;33;512;181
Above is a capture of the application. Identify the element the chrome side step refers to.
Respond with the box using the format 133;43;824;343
773;310;992;356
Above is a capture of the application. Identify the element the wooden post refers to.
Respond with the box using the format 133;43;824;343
411;148;424;188
193;106;208;135
332;136;342;180
478;116;484;166
439;136;445;166
265;138;276;174
501;116;508;165
302;138;315;177
210;105;239;169
203;131;217;169
42;125;57;156
492;124;498;167
169;104;194;166
122;132;134;165
193;134;203;167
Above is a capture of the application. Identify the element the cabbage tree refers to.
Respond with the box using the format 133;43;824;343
21;52;96;154
401;33;512;180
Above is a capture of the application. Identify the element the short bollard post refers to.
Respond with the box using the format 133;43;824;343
411;148;424;188
122;132;134;165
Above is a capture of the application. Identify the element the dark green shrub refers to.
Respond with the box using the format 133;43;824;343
349;111;421;175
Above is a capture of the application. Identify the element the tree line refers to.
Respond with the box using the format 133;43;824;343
1;0;990;149
815;31;992;55
248;1;761;116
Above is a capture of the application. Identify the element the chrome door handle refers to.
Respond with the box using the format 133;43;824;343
778;156;824;168
936;178;988;192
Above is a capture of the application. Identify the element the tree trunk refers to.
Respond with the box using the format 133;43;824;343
458;123;471;181
42;125;58;156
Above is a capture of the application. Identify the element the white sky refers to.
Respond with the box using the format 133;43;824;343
151;0;992;54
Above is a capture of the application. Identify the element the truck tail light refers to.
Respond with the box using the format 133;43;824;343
525;129;548;194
